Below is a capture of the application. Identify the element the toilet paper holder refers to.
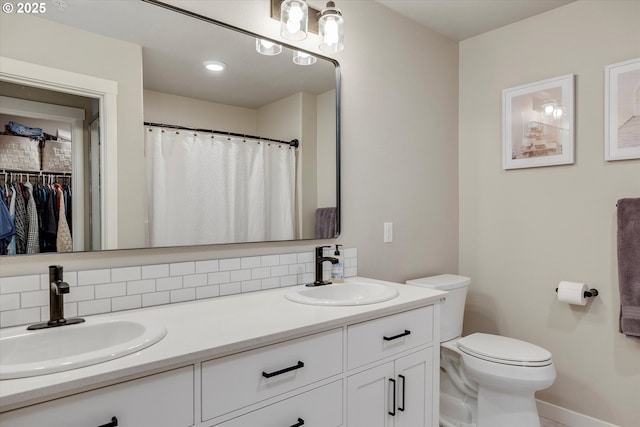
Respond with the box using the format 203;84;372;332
555;287;599;298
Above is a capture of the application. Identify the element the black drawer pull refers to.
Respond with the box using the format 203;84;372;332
383;329;411;341
290;417;305;427
97;417;118;427
398;374;406;412
389;378;396;416
262;361;304;378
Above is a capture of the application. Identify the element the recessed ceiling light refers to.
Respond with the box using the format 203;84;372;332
203;60;226;72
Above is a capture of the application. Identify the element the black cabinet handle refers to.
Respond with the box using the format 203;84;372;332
398;374;406;412
388;378;396;416
290;417;305;427
262;361;304;378
383;329;411;341
97;417;118;427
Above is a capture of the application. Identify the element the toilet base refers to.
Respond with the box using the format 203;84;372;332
476;387;541;427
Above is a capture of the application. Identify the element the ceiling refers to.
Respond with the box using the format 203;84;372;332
376;0;577;41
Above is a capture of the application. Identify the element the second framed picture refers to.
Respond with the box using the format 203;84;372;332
503;74;575;170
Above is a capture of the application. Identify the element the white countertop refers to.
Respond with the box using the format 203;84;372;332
0;277;445;412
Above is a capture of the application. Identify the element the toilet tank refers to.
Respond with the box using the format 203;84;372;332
406;274;471;343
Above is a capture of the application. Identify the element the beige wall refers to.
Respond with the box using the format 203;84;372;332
459;1;640;426
1;0;459;279
144;89;257;134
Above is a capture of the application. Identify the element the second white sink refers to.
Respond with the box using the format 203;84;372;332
0;318;167;380
285;281;399;306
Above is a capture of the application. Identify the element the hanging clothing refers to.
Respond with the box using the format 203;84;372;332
13;183;27;254
145;126;296;247
0;188;14;254
7;185;16;255
23;182;40;254
54;183;73;252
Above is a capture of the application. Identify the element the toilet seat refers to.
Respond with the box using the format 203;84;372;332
457;333;552;367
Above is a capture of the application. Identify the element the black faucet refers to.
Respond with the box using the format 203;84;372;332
27;265;85;330
307;245;340;287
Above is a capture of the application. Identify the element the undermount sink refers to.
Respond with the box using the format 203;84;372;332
285;281;399;306
0;318;167;380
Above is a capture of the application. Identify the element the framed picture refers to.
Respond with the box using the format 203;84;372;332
605;57;640;161
502;74;574;170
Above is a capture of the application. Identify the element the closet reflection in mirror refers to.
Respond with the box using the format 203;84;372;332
0;87;99;256
0;0;339;255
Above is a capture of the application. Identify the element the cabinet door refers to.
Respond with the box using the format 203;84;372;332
0;366;194;427
394;348;433;427
346;362;394;427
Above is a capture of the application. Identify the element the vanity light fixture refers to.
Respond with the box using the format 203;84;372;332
319;1;344;53
271;0;345;52
293;50;317;65
256;38;283;55
552;105;564;120
280;0;309;41
203;60;226;72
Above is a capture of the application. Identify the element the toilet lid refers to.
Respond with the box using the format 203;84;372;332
457;333;552;367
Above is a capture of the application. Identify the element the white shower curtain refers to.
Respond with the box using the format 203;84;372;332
145;127;296;246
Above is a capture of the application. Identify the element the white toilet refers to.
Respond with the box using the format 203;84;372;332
406;274;556;427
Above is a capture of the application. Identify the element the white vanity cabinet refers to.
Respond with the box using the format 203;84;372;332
346;306;436;427
0;366;194;427
0;281;442;427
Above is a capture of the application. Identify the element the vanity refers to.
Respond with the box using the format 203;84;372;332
0;278;445;427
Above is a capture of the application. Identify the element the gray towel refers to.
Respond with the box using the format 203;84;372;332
617;198;640;338
314;207;336;239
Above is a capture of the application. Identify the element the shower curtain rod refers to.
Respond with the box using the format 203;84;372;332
144;122;299;147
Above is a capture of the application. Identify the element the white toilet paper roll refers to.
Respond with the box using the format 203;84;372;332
557;281;588;306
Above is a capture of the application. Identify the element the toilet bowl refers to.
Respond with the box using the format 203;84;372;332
406;275;556;427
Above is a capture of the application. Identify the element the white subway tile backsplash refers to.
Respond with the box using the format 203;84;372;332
1;307;40;328
279;253;298;265
297;252;314;263
171;288;195;303
141;264;169;279
170;262;195;277
111;267;141;283
0;247;358;328
241;256;261;269
220;282;241;296
66;285;95;302
251;267;271;280
157;276;183;292
78;299;111;316
95;282;127;299
78;269;110;286
0;275;40;294
183;274;207;288
219;258;241;271
208;271;231;285
21;290;48;308
230;269;251;282
142;291;170;307
195;260;219;274
196;284;220;300
241;280;261;293
261;277;280;290
112;295;142;312
270;265;288;277
261;255;280;267
0;293;20;311
127;279;156;295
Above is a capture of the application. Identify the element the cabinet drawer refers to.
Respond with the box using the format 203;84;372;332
212;380;342;427
347;305;433;369
201;328;342;421
0;366;194;427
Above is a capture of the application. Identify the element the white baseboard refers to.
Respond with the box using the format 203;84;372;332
537;400;620;427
